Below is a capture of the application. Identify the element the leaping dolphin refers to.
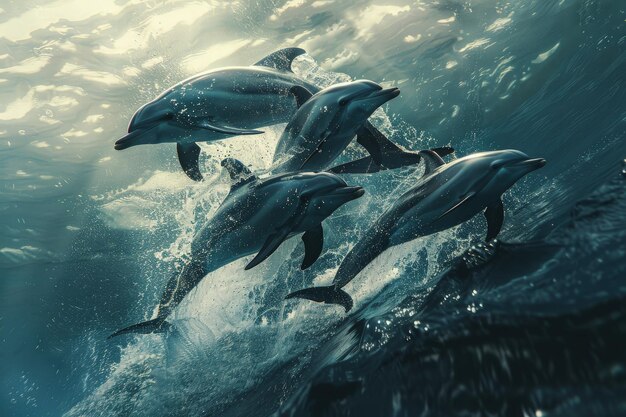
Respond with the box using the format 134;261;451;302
286;149;546;312
271;80;453;174
271;80;399;173
115;48;315;181
109;159;364;338
115;47;449;181
279;81;452;175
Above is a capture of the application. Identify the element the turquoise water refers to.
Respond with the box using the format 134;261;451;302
1;1;625;416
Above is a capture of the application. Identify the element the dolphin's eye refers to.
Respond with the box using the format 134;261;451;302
339;99;348;106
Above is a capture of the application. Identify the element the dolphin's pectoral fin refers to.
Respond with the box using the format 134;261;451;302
418;150;446;175
245;227;291;270
221;158;257;191
285;285;353;312
290;85;313;108
484;198;504;241
437;192;476;221
301;224;323;270
328;156;383;174
253;47;306;72
246;194;311;270
356;126;383;165
108;317;170;339
177;143;203;181
191;120;264;136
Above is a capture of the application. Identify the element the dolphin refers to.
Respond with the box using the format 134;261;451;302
115;47;449;181
272;79;455;174
115;48;316;181
109;158;364;338
271;80;402;173
285;149;546;312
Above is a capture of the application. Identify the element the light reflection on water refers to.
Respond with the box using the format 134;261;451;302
1;0;624;416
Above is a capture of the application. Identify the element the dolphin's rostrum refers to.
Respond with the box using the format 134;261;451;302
109;159;364;338
286;150;546;312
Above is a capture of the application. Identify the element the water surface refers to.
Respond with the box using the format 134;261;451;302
0;1;625;416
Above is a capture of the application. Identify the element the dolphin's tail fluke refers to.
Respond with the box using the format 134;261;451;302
328;156;384;174
329;122;454;174
329;146;454;174
285;285;353;312
108;318;170;339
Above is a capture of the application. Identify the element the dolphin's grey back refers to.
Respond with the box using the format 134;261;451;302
153;66;320;132
159;62;319;98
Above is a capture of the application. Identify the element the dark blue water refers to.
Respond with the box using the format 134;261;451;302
1;1;624;416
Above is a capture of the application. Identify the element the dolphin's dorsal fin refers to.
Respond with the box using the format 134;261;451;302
418;150;446;175
290;85;313;108
221;158;256;191
253;47;306;72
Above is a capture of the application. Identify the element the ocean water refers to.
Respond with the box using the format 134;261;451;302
0;1;625;416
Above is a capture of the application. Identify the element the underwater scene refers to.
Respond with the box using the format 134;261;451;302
1;0;625;416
